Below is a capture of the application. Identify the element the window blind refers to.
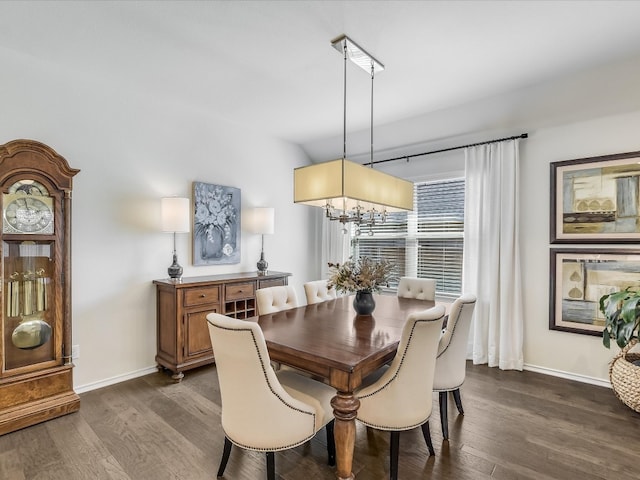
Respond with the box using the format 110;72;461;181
352;177;465;297
354;237;406;290
417;238;463;295
416;179;465;234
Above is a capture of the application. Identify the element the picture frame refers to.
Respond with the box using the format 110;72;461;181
550;150;640;243
192;182;241;265
549;248;640;336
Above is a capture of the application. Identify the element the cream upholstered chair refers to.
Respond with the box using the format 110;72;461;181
396;277;436;301
256;285;299;315
206;313;335;480
256;285;300;370
433;293;477;440
355;305;446;480
304;280;337;305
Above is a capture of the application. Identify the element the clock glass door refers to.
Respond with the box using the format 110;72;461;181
3;240;57;372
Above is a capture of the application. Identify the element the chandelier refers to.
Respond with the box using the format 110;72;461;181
293;35;413;236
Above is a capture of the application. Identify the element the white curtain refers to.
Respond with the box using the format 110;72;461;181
463;139;523;370
320;215;350;279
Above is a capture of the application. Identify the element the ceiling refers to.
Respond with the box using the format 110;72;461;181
3;1;640;161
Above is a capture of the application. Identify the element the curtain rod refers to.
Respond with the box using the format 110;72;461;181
367;132;528;166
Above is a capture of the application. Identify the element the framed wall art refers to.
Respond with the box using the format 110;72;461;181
192;182;241;265
549;248;640;336
550;150;640;243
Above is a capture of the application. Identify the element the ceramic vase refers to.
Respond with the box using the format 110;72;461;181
353;290;375;315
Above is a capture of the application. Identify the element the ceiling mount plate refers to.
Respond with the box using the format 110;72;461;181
331;34;385;74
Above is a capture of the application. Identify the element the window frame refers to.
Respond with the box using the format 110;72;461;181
352;176;465;298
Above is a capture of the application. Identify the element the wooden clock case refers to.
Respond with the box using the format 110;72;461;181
0;139;80;435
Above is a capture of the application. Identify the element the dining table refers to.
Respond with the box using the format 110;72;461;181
252;293;447;480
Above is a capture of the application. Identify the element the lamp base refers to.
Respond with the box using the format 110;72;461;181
257;251;268;275
168;252;183;279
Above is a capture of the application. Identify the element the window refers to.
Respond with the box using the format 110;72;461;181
352;178;464;298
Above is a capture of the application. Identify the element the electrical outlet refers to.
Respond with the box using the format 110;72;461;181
72;344;80;359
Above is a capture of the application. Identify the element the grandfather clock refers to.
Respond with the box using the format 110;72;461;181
0;139;80;435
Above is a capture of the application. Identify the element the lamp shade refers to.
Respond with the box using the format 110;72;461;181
250;207;275;234
161;197;190;233
293;158;413;212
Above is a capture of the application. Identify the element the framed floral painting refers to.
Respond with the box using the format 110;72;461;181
192;182;241;265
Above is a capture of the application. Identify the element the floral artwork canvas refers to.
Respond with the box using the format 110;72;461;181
192;182;241;265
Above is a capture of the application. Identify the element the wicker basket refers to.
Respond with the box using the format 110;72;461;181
609;338;640;413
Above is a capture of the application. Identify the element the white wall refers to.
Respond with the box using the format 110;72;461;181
521;110;640;385
0;47;317;391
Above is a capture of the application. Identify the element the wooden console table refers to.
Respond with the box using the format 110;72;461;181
153;271;290;381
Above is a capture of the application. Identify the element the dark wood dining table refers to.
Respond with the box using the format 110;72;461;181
252;293;445;480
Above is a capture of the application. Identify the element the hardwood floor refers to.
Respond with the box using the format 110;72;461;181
1;363;639;479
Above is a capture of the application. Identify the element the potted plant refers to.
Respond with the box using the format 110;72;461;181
599;288;640;412
600;287;640;350
328;256;395;315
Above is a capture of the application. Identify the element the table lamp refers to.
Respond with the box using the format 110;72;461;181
251;207;274;275
161;197;190;279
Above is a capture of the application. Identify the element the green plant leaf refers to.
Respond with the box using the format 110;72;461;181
603;328;611;348
602;290;629;319
617;321;635;348
620;295;640;323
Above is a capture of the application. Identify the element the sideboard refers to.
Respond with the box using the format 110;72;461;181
153;271;291;381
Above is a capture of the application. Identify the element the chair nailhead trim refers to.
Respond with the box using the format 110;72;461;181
210;321;317;451
359;316;440;400
436;301;474;359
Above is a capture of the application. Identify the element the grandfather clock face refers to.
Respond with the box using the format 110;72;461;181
3;180;54;235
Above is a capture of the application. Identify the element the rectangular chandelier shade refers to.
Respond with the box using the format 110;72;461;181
294;159;413;212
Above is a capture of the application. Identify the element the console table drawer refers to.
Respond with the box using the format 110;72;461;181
154;271;289;382
226;282;255;300
184;286;220;306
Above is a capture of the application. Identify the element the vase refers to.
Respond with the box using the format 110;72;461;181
353;291;375;315
200;227;224;260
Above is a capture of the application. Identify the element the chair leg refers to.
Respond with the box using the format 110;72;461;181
420;421;435;456
452;388;464;415
326;420;336;466
217;436;233;477
389;431;400;480
439;391;449;440
265;451;275;480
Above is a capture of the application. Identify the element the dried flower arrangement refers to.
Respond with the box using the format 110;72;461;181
328;256;395;294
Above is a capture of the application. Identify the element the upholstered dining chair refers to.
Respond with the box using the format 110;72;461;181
256;285;299;315
304;280;337;305
432;293;477;440
355;305;446;480
206;313;336;480
396;277;436;301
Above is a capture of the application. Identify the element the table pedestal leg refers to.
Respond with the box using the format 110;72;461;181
331;391;360;480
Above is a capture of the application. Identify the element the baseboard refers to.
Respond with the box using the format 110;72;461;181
74;366;159;394
523;363;611;389
75;362;611;395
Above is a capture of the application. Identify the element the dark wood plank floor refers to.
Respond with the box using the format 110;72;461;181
1;363;639;479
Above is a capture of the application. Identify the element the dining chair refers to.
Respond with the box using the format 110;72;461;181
355;305;446;480
256;285;299;315
303;280;337;305
433;293;477;440
206;313;336;480
396;277;436;301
